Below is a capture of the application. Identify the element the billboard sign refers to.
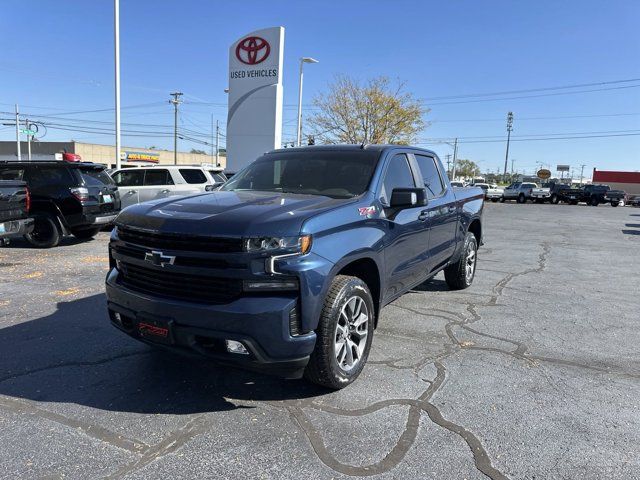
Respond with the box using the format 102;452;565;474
556;164;570;172
123;151;160;163
226;27;284;172
537;169;551;179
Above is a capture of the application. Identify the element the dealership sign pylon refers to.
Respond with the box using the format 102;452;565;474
226;27;284;172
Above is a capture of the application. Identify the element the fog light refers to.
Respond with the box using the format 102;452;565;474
243;278;299;291
225;340;249;355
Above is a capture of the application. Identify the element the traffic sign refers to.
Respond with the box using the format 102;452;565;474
21;129;36;135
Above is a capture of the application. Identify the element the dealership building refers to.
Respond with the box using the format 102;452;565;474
592;169;640;195
0;141;226;169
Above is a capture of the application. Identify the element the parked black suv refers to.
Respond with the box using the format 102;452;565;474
0;161;120;247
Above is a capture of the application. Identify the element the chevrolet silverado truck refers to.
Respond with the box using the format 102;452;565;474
0;180;33;245
106;145;484;389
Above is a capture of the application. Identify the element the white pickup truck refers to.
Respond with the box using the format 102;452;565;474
530;185;551;202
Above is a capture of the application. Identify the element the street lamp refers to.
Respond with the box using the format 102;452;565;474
296;57;319;147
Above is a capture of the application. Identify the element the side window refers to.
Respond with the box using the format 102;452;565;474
144;169;174;186
0;167;25;181
380;154;415;205
414;155;445;199
27;167;74;189
179;169;207;184
113;170;144;187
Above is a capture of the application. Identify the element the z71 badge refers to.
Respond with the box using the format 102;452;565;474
358;206;376;217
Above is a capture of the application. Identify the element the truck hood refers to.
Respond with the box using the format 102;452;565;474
115;190;353;237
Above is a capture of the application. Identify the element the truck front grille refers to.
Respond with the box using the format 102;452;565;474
117;227;243;253
119;262;242;305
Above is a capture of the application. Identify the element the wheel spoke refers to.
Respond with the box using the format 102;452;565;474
344;340;355;367
352;311;368;328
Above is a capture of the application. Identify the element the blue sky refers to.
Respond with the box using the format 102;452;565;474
1;0;639;175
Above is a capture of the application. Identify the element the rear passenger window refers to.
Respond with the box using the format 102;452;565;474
380;154;415;205
414;155;445;199
27;167;74;189
0;167;25;180
144;169;174;186
179;169;207;184
113;170;144;187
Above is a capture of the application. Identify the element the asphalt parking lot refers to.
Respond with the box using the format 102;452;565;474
1;203;639;479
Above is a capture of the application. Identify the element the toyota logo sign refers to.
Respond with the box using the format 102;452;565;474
235;36;270;65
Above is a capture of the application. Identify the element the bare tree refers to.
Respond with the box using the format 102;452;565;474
309;76;428;144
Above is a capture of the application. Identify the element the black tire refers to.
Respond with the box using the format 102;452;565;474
24;213;61;248
611;201;618;207
304;275;375;389
491;198;499;203
590;197;599;206
444;232;478;290
499;196;505;203
550;194;559;204
535;198;543;204
517;194;526;204
569;200;578;205
71;227;101;239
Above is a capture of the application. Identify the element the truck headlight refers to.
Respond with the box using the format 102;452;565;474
244;235;312;254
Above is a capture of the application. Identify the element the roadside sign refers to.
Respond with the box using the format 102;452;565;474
21;129;36;135
556;164;570;172
537;169;551;179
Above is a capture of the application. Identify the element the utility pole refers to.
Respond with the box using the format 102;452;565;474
26;118;32;161
114;0;121;170
215;120;220;166
451;138;458;179
170;91;183;165
503;111;514;183
511;158;515;175
445;154;452;177
579;164;585;185
210;114;214;159
15;104;21;161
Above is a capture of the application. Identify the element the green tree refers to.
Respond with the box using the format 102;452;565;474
190;148;207;155
309;75;428;144
454;159;481;179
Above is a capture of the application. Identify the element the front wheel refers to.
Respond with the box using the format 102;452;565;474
444;232;478;290
517;194;526;204
499;196;506;203
491;198;499;203
304;275;375;389
590;197;599;206
611;201;619;207
550;194;559;204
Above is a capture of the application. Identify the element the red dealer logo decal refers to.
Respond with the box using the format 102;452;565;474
235;36;271;65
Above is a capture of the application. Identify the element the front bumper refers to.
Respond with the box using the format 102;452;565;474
105;268;317;378
485;192;503;199
0;217;34;238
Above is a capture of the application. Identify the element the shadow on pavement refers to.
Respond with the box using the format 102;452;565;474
410;277;450;292
2;235;97;249
622;230;640;236
0;294;327;414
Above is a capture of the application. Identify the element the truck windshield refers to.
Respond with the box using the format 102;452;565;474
221;151;380;198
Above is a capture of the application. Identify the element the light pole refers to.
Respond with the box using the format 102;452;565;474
170;92;183;165
296;57;319;147
114;0;121;170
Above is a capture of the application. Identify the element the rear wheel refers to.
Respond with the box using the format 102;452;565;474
71;227;101;239
444;232;478;290
24;213;61;248
304;275;374;389
499;196;506;203
517;194;526;204
491;198;499;203
611;201;618;207
590;197;599;206
550;194;559;204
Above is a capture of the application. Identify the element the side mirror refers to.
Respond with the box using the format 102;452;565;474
389;188;427;208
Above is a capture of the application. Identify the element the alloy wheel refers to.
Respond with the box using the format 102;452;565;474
334;296;369;372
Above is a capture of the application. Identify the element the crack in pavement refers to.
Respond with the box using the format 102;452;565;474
0;395;148;454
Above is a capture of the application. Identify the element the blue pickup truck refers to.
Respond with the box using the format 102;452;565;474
106;145;484;388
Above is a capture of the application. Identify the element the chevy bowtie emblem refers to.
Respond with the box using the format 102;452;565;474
144;250;175;268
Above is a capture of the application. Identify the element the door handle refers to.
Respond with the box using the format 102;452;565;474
418;210;429;221
160;189;170;194
128;190;137;194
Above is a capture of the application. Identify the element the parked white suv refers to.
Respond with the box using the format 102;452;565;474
111;166;218;209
